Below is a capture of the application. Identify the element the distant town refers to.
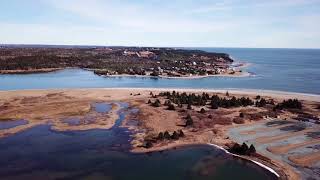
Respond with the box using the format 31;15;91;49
0;46;245;78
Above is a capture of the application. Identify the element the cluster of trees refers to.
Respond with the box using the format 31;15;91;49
143;130;185;149
157;130;185;141
148;98;177;110
159;91;210;107
274;99;302;110
158;91;256;110
255;98;267;107
210;95;254;109
229;142;256;156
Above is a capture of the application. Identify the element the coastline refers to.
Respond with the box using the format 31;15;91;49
207;143;280;178
1;88;319;101
0;61;250;78
1;88;319;180
129;141;282;179
97;71;252;79
91;62;252;79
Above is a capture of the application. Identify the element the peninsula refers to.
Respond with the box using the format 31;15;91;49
0;46;246;78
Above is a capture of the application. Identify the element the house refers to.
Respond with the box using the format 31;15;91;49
139;51;155;58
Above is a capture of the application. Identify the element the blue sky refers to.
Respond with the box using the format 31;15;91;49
1;0;320;48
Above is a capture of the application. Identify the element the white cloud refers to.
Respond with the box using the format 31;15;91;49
0;0;319;48
46;0;234;33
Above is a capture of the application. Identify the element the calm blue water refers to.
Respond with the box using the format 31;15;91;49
0;102;277;180
0;119;28;130
0;48;319;94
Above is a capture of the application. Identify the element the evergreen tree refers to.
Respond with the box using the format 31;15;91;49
187;103;192;110
152;99;161;107
171;131;180;140
185;114;193;126
164;131;171;139
249;144;256;154
178;130;185;137
241;143;249;154
158;132;164;140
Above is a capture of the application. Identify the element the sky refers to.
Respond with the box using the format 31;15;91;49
0;0;320;48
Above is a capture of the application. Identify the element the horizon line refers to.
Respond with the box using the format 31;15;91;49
1;43;319;50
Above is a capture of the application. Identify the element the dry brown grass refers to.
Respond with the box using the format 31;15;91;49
288;152;320;167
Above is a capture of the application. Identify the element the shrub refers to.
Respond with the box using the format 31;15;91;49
233;117;245;124
144;141;153;148
152;99;161;107
150;71;159;76
167;104;175;111
164;100;171;106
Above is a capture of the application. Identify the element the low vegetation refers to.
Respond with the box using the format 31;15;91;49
145;91;306;150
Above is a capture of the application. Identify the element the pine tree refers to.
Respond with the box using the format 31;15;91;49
164;131;171;139
171;131;180;140
249;144;256;154
185;114;193;126
178;130;185;137
158;132;164;140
